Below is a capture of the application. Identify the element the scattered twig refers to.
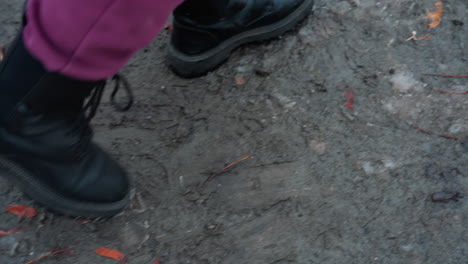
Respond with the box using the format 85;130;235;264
433;89;468;95
406;31;430;41
0;228;21;237
206;155;252;182
23;249;70;264
409;124;467;141
423;73;468;94
423;73;468;78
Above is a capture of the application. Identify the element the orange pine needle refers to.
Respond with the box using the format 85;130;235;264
24;249;68;264
207;155;252;181
426;1;443;29
219;155;252;172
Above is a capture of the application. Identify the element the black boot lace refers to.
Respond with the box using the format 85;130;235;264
83;74;134;122
71;74;134;160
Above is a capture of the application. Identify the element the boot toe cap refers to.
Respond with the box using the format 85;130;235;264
70;146;130;203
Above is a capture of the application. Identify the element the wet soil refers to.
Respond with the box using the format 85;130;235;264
0;0;467;263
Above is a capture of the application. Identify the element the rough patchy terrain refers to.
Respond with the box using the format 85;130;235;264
0;0;467;263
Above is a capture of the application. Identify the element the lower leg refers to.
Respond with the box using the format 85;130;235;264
24;0;183;81
0;0;181;217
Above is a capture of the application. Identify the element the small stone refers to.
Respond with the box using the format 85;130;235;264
236;65;253;73
204;224;222;235
16;240;30;254
273;93;296;109
332;1;352;15
0;236;18;254
361;161;375;175
340;106;355;121
309;140;327;155
347;0;360;7
389;72;424;93
120;223;150;253
206;224;216;230
448;121;468;134
401;244;413;251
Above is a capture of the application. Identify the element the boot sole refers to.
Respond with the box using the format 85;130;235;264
167;0;314;78
0;156;129;218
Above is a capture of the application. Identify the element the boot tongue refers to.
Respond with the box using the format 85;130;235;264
23;73;103;115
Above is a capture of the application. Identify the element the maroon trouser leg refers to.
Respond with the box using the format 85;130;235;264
23;0;183;81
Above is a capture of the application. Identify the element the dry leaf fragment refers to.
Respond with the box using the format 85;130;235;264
343;89;355;110
6;205;37;218
427;1;443;29
94;247;126;260
235;74;246;85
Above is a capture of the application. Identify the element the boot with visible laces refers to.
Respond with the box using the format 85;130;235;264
0;31;133;218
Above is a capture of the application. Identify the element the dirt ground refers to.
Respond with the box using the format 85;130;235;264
0;0;467;263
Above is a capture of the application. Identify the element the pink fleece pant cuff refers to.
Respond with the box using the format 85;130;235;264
23;0;183;81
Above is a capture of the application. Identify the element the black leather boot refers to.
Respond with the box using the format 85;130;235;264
0;33;132;218
167;0;314;78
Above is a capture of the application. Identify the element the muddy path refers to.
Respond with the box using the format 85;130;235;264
0;0;467;263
